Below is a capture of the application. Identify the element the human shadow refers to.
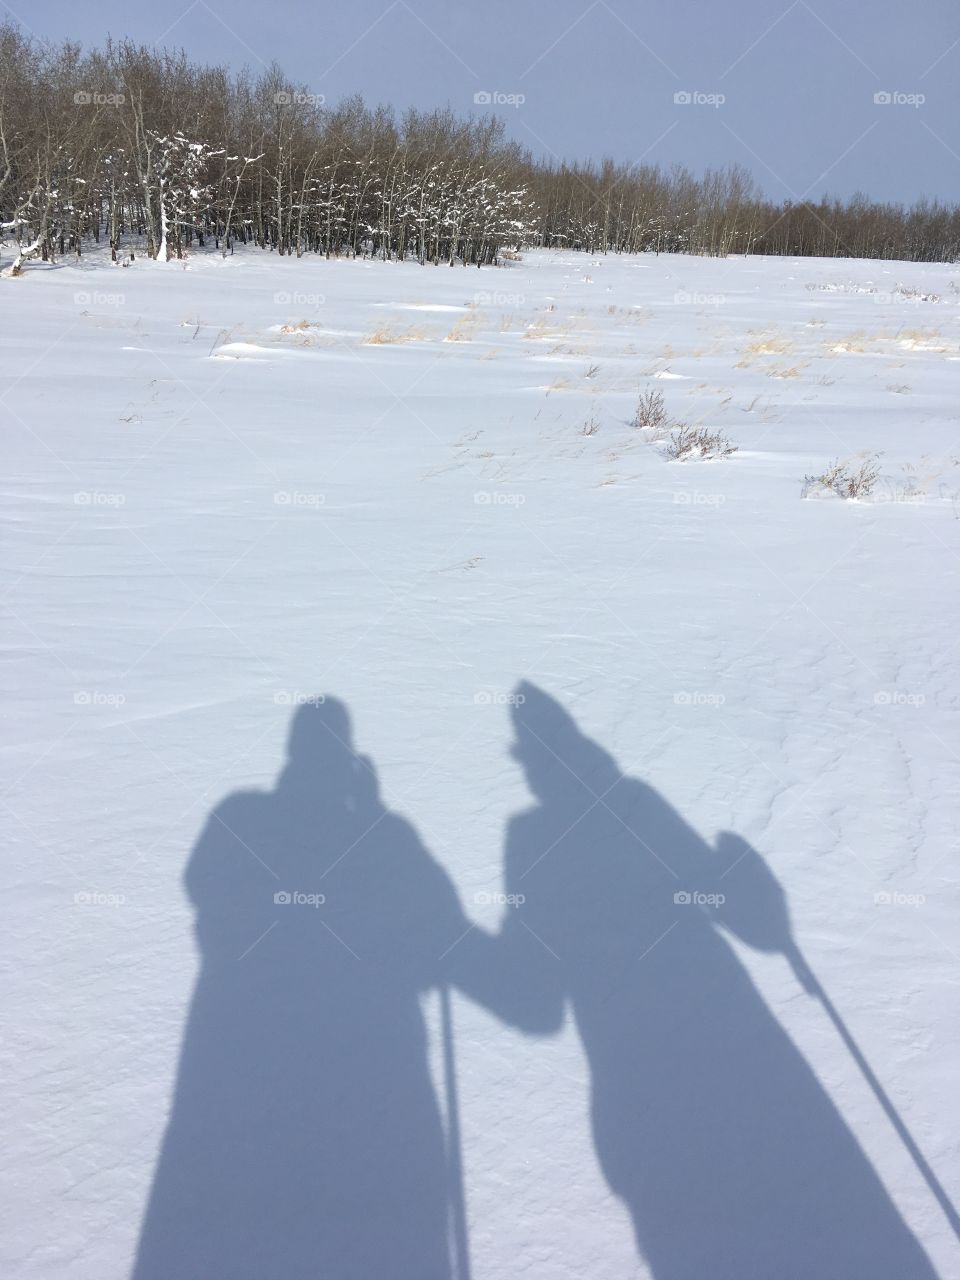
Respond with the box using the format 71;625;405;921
132;697;496;1280
493;681;939;1279
134;688;940;1279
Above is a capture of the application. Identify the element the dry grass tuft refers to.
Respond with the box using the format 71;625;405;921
804;454;881;500
631;388;669;431
666;425;737;461
363;325;430;345
444;317;479;342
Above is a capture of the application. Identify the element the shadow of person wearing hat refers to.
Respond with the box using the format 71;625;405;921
487;680;937;1279
133;697;514;1280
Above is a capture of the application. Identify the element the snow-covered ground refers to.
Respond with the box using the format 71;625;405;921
3;246;960;1279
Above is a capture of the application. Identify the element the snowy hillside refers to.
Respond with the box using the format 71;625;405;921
3;247;960;1278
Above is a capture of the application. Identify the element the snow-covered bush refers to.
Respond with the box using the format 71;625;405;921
632;389;668;431
803;455;881;500
667;425;737;461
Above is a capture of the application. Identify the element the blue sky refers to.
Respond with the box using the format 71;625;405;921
15;0;960;203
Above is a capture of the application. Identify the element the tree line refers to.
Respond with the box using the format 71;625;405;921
2;23;958;275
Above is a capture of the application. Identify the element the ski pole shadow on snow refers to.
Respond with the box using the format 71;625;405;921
132;696;475;1280
497;680;940;1279
132;687;940;1279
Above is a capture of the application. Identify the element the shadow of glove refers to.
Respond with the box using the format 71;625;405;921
709;832;802;962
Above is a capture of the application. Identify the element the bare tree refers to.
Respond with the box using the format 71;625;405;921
1;20;957;276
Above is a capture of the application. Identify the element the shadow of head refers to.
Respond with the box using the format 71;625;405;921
509;680;620;802
281;697;377;808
